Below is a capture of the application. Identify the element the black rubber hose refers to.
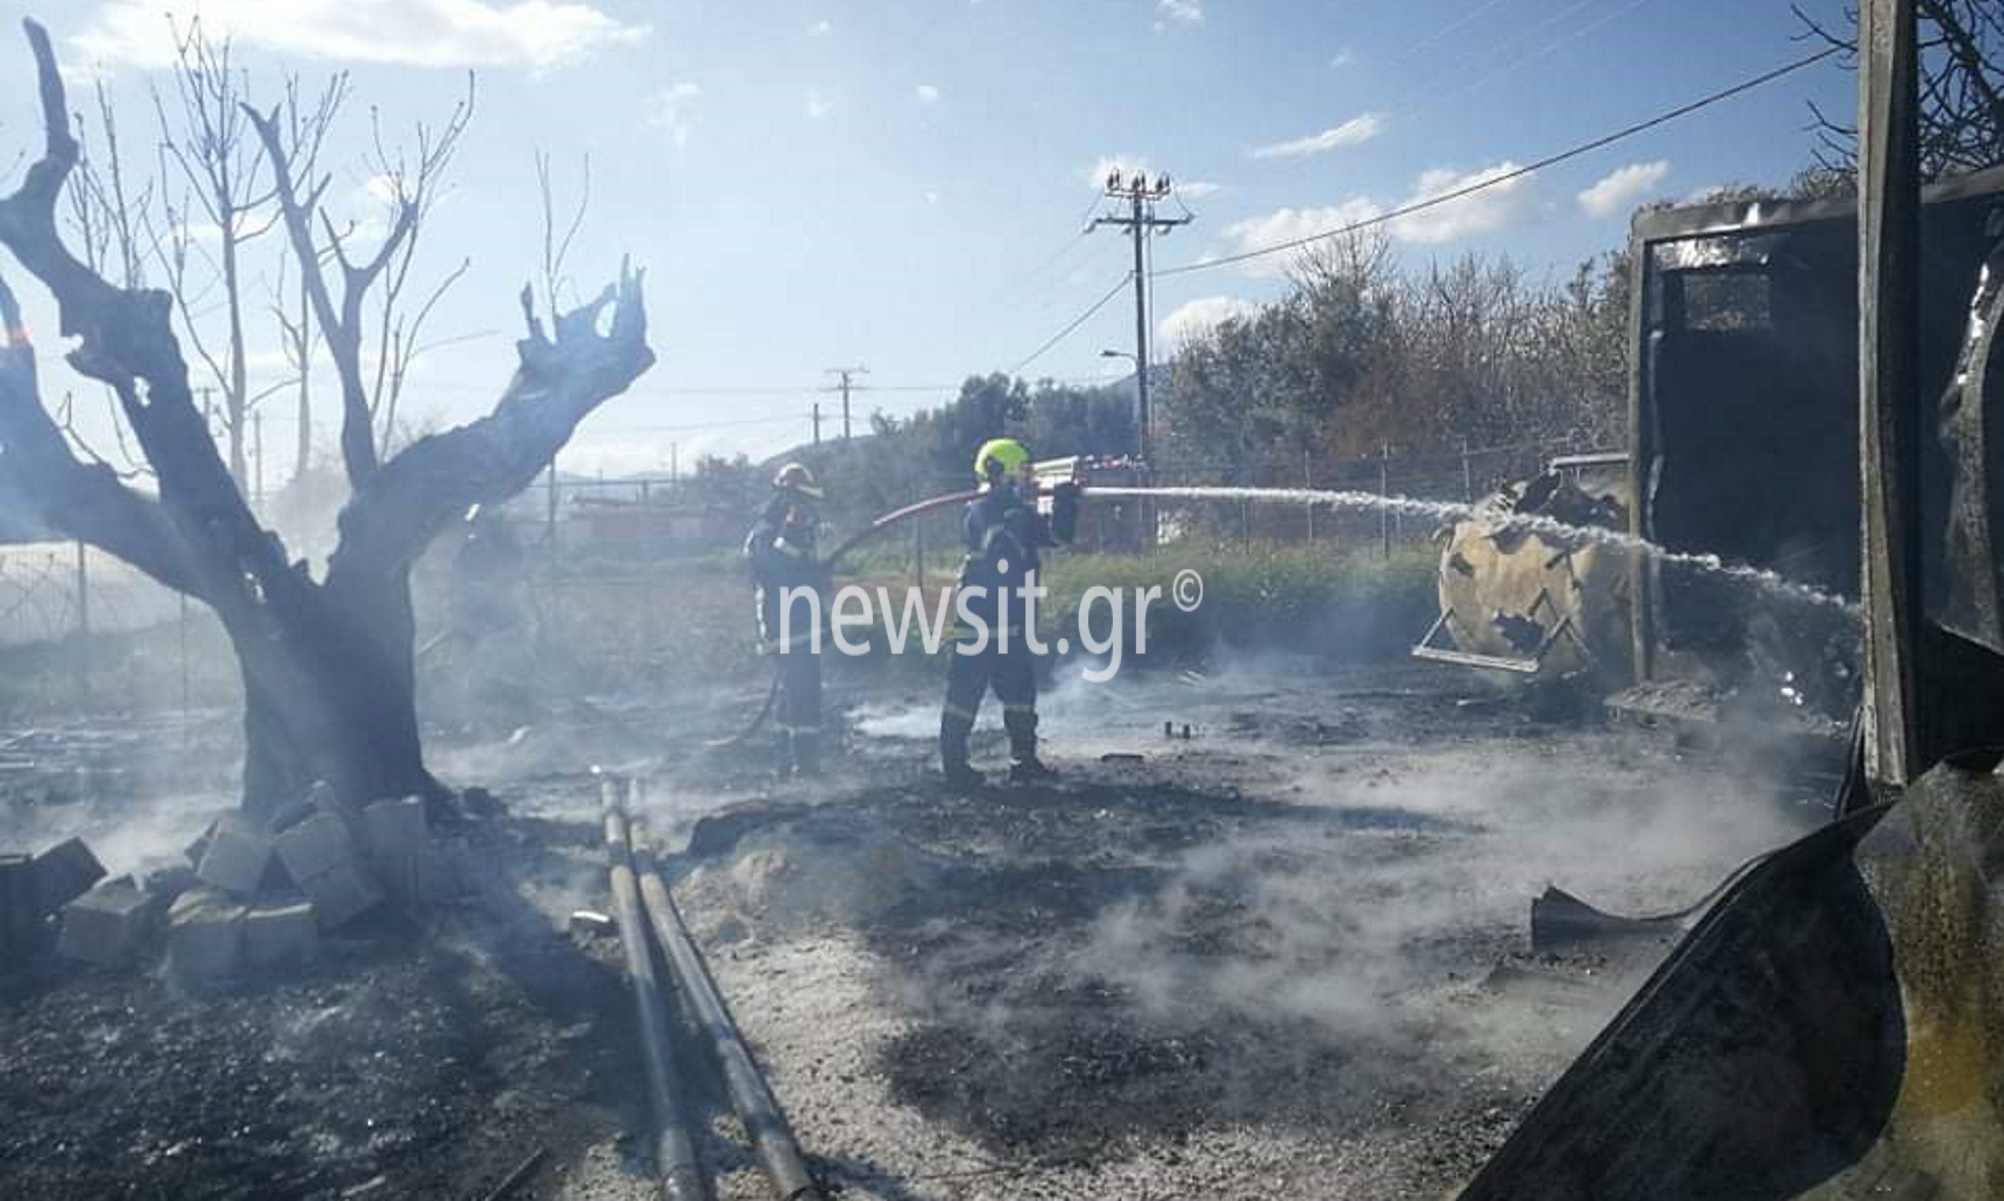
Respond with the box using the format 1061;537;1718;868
602;777;712;1201
634;816;822;1200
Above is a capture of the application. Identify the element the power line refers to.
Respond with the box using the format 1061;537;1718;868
1010;272;1134;375
1382;0;1518;70
593;413;809;435
1403;0;1658;121
1167;43;1844;278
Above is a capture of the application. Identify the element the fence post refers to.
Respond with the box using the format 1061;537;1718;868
1379;445;1392;561
179;590;190;741
74;541;90;707
545;460;559;552
1462;438;1473;502
1303;449;1315;542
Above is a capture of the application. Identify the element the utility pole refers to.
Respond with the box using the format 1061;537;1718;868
253;409;265;514
1091;169;1190;468
74;540;89;707
824;366;869;442
1858;0;1925;784
811;403;823;447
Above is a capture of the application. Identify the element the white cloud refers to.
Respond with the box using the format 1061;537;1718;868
647;82;702;147
1176;179;1223;200
1223;199;1383;277
1330;46;1355;68
1156;0;1204;26
1577;160;1671;218
1218;163;1538;275
72;0;649;71
924;190;941;205
1158;296;1263;349
1251;113;1382;160
915;83;940;104
806;91;835;120
175;219;226;245
808;19;833;36
1390;161;1538;244
360;172;403;206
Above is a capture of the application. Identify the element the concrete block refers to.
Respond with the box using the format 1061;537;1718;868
32;837;106;915
167;888;245;986
362;797;428;858
307;781;362;832
243;900;319;967
362;798;429;906
0;853;41;960
275;813;359;886
141;864;199;908
296;860;382;930
58;876;159;967
195;817;276;897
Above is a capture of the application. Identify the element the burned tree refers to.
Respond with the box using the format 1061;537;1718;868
0;19;653;818
1797;0;2004;179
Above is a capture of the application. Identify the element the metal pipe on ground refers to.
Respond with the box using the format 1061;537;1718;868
630;781;821;1200
602;775;712;1201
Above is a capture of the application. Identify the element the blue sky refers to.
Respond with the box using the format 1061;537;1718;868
0;0;1853;478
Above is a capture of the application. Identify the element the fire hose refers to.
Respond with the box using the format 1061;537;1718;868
601;775;711;1201
704;489;978;749
631;779;821;1200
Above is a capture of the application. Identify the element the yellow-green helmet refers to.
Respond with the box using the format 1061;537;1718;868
974;437;1031;484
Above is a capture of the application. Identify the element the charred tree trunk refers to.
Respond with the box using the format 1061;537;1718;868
233;561;441;822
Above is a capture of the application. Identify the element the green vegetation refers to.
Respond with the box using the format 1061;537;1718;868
1042;541;1438;666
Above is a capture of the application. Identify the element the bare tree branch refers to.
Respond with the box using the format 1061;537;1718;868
328;261;652;585
0;18;293;604
247;72;468;483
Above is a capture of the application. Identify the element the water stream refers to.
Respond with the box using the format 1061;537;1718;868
1086;485;1858;616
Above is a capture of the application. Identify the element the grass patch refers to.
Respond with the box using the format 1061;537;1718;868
1042;541;1438;667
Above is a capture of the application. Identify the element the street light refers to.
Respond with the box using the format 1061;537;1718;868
1098;348;1137;364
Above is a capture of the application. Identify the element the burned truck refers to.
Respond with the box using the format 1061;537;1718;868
1417;166;2004;733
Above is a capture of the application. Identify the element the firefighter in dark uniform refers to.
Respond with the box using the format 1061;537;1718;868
746;462;828;777
939;437;1079;789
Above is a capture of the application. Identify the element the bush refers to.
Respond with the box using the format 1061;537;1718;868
1040;541;1438;668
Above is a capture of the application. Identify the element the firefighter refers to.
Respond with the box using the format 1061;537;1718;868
939;437;1079;789
745;462;829;777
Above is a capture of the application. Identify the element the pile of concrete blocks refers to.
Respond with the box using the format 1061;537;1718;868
169;785;461;988
43;783;463;990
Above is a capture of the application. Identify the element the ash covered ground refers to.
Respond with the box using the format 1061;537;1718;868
0;661;1830;1200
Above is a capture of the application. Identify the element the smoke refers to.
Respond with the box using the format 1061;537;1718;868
1064;738;1814;1087
0;787;232;879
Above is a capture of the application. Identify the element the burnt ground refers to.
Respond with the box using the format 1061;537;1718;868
0;661;1837;1200
0;809;654;1201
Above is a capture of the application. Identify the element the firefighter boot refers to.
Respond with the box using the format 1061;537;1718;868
791;730;822;778
940;710;983;791
1005;704;1053;783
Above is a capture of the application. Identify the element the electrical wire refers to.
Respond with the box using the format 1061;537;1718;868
1402;0;1659;121
1381;0;1519;71
1163;43;1844;278
1010;273;1133;375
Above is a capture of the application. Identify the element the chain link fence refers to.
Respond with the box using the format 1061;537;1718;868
0;437;1606;717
